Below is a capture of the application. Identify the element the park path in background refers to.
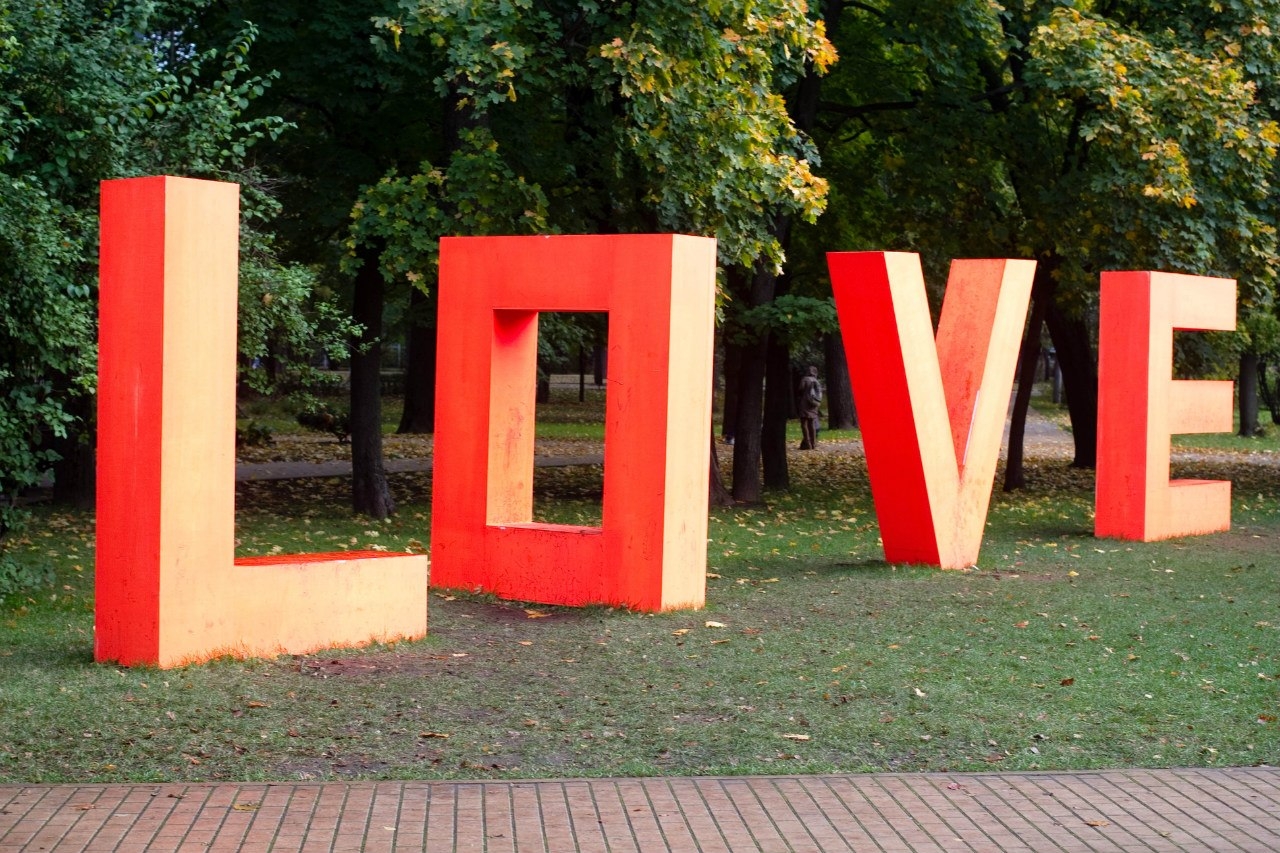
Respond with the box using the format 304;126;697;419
2;767;1277;852
234;408;1078;482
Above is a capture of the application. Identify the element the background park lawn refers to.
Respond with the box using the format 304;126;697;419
1;390;1276;784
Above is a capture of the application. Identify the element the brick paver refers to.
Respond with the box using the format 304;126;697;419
2;768;1276;852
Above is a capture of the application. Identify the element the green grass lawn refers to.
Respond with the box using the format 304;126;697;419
1;448;1276;783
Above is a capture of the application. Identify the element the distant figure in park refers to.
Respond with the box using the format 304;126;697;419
798;365;822;450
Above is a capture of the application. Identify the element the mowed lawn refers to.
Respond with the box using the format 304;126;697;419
2;427;1277;784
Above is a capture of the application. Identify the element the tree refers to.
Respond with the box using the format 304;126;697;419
358;1;835;505
236;237;358;400
600;2;834;501
181;2;835;512
180;0;448;517
0;0;297;583
800;1;1280;479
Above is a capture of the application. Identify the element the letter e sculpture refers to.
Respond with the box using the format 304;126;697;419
1095;271;1236;541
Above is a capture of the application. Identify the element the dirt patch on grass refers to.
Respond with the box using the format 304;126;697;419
284;599;595;682
443;599;590;625
292;654;468;679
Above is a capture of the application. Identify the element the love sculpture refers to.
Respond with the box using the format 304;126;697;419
94;176;1236;668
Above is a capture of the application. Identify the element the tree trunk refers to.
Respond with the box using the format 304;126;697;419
726;7;834;499
709;431;733;507
593;344;606;386
823;331;856;429
1260;360;1280;424
1045;300;1097;468
730;334;768;503
1239;351;1260;436
762;331;790;490
721;339;742;442
536;361;551;403
729;259;788;504
397;287;437;434
350;248;395;518
1004;269;1052;491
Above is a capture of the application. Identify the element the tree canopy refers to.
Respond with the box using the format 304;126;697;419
792;0;1280;467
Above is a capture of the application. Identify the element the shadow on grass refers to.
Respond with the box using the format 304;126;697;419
3;636;94;669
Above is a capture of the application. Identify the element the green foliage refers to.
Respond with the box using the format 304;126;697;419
807;1;1280;319
1025;6;1279;303
295;403;351;443
238;235;358;396
363;1;833;277
0;0;312;585
535;312;600;375
0;517;54;605
235;420;275;448
598;1;834;271
729;294;839;346
346;127;550;287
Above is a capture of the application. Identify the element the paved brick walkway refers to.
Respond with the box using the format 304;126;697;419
2;767;1277;852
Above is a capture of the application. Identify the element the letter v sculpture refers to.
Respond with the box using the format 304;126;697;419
826;252;1035;569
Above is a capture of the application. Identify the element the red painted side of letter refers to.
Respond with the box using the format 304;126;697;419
96;177;168;664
